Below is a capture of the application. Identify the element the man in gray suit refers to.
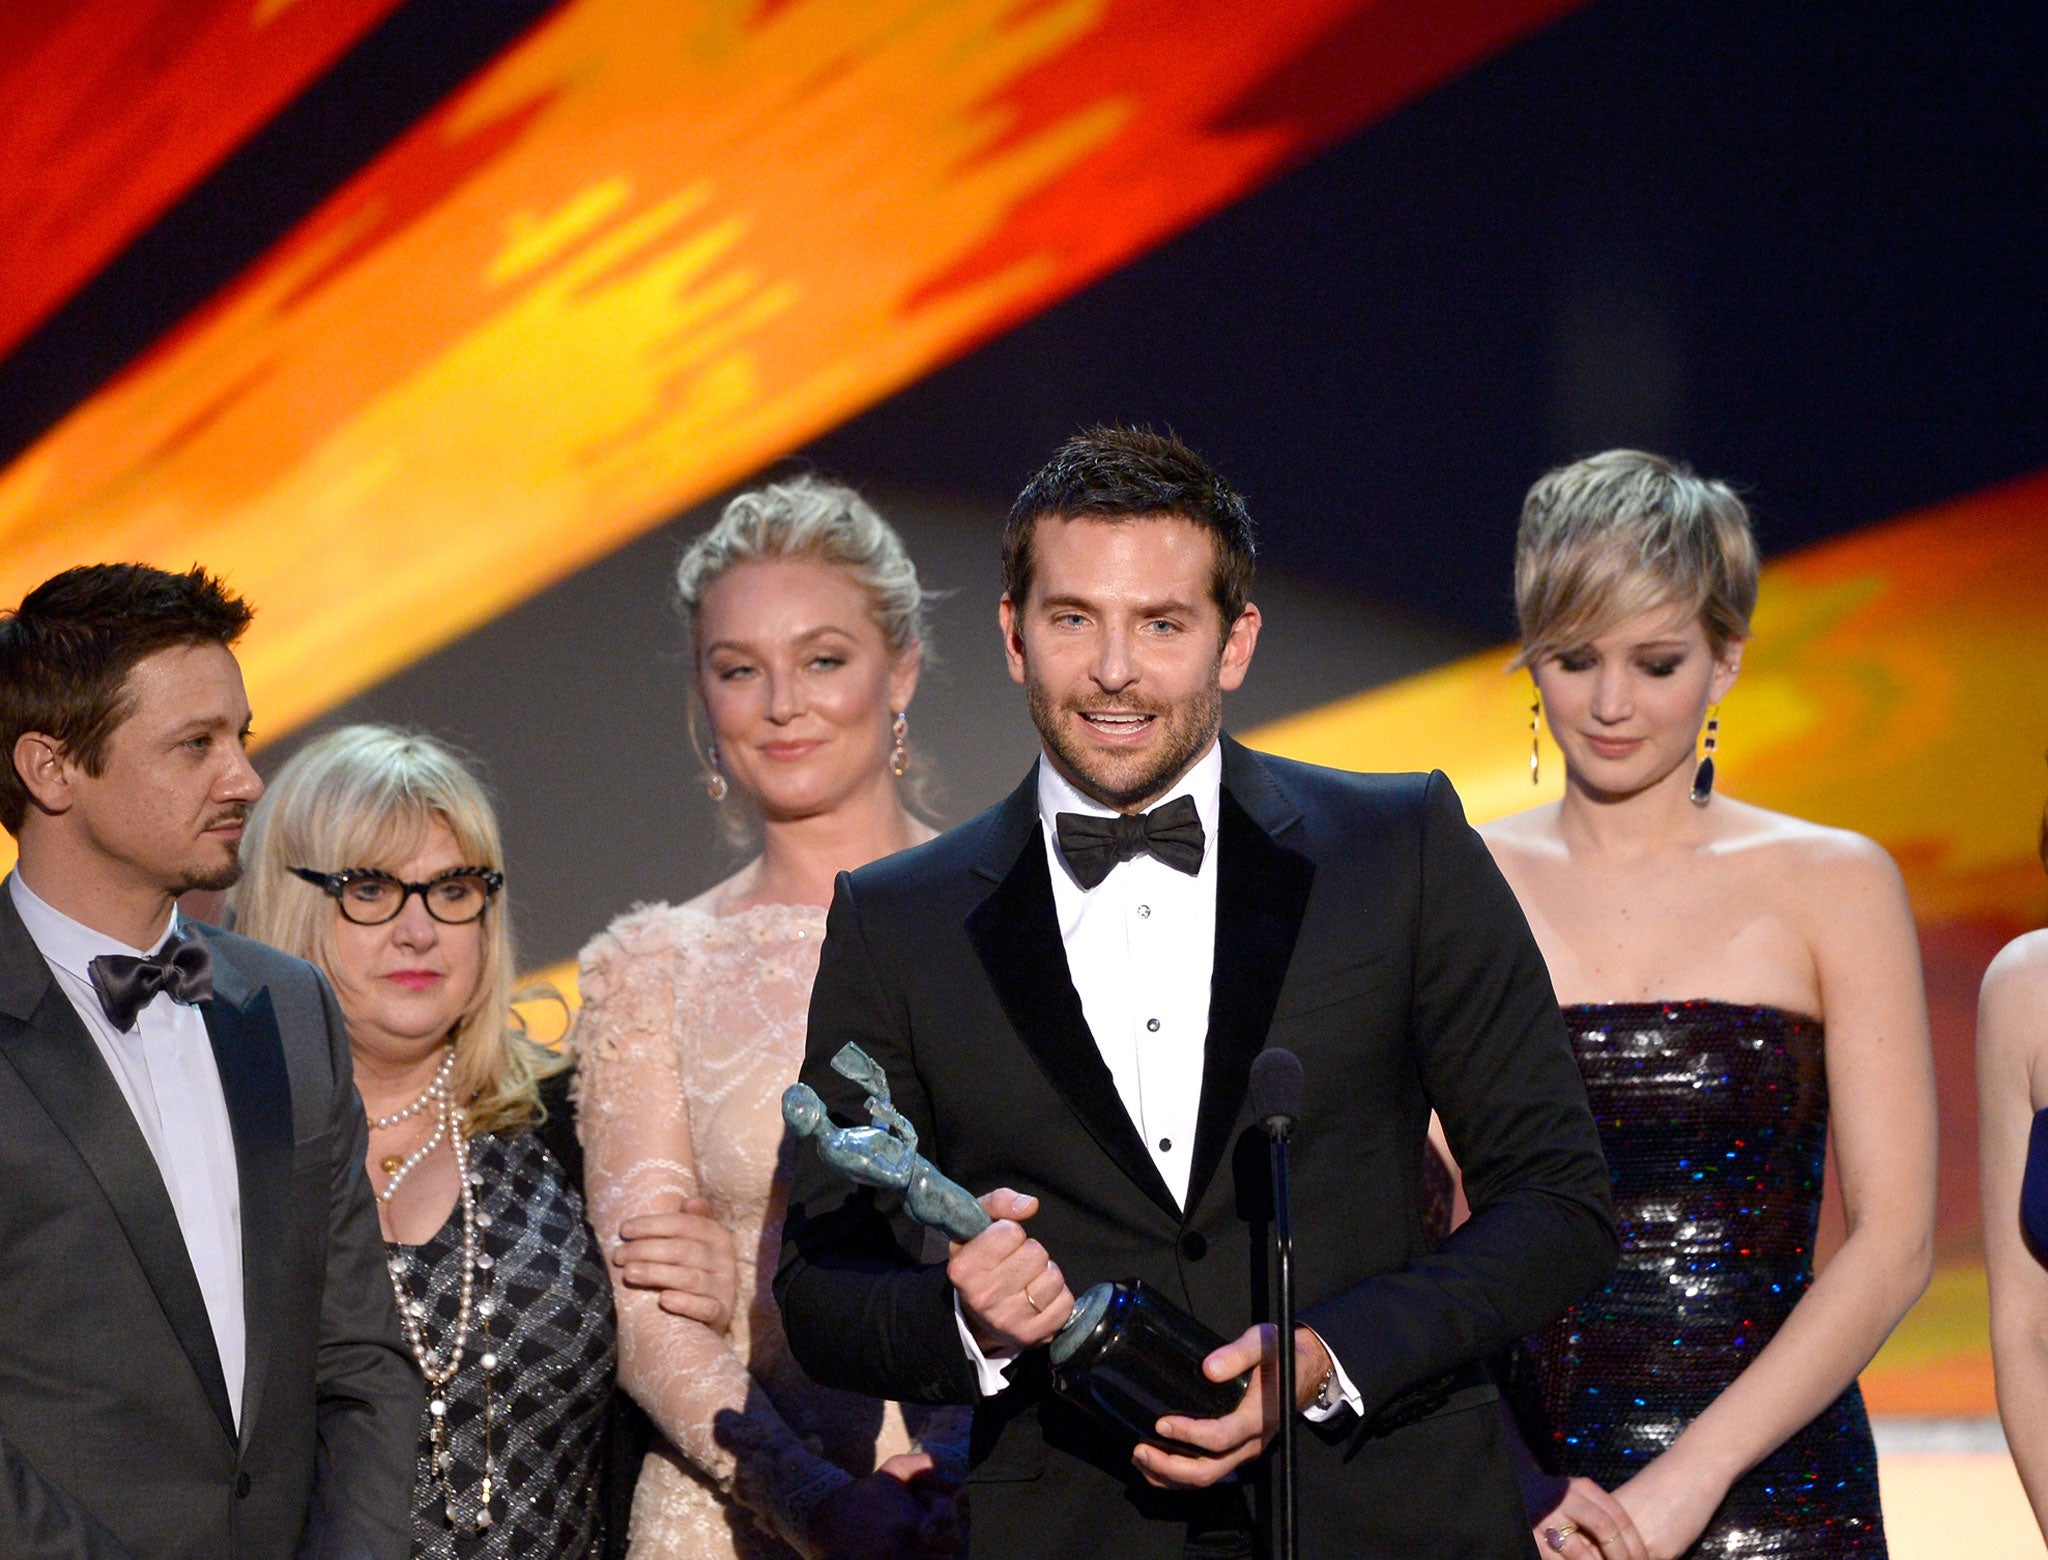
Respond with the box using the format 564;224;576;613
0;563;420;1559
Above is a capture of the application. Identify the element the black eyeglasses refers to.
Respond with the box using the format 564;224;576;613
290;866;504;926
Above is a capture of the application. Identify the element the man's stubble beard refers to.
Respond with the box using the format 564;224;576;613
179;850;245;897
176;812;249;895
1026;673;1222;813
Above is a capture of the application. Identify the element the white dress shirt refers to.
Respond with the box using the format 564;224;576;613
1038;742;1221;1210
11;871;246;1429
957;745;1359;1420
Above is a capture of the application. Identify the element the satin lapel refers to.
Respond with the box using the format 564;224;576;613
0;900;236;1438
200;938;290;1447
966;777;1181;1223
1183;747;1316;1216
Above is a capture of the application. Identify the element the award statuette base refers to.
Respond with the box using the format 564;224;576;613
1049;1280;1250;1454
785;1048;1249;1454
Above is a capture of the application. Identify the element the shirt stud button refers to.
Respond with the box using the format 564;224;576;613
1146;1018;1160;1032
1158;1137;1173;1152
1136;904;1151;919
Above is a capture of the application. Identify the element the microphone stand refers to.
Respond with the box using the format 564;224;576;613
1269;1112;1296;1560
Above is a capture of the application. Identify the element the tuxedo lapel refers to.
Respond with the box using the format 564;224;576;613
0;893;237;1439
199;935;291;1447
1183;740;1316;1215
966;772;1182;1223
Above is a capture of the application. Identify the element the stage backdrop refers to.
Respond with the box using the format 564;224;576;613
4;0;2044;1441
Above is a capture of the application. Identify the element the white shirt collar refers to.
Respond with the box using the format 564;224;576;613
1036;738;1223;840
9;870;181;980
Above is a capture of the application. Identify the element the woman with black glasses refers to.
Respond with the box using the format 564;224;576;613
234;725;643;1558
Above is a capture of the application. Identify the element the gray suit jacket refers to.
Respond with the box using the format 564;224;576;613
0;884;421;1559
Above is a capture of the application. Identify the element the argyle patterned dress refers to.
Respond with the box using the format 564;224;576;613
389;1129;617;1558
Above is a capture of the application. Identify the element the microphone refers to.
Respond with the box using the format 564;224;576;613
1249;1047;1303;1560
1250;1047;1304;1138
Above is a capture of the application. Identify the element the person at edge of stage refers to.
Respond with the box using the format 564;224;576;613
574;474;969;1560
0;563;421;1559
1979;776;2048;1542
235;724;692;1559
1479;450;1937;1560
773;426;1621;1560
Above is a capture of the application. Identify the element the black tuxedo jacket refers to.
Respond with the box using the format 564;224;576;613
0;886;422;1559
776;739;1616;1559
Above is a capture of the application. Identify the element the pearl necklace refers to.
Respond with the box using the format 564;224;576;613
372;1049;458;1204
385;1102;500;1533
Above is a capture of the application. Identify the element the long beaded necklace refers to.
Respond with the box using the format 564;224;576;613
373;1048;458;1202
378;1047;499;1533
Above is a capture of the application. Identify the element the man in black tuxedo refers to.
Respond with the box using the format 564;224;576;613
0;565;420;1559
776;430;1616;1558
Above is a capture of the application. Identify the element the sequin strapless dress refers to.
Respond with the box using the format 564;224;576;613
1528;1001;1886;1558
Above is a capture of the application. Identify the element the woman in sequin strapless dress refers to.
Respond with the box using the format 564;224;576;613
1976;801;2048;1541
1480;452;1937;1560
575;478;965;1560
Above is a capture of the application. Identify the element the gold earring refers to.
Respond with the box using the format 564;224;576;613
889;711;909;778
1690;706;1720;805
705;745;728;802
1529;685;1542;786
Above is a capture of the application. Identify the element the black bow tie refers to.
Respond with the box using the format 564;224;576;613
88;934;214;1033
1055;795;1207;890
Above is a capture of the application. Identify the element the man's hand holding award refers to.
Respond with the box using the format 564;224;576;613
785;1045;1256;1472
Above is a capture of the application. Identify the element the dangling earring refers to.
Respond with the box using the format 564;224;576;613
889;711;909;779
705;745;728;802
1690;706;1720;806
1529;685;1542;786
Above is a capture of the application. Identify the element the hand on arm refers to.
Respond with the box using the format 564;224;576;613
1977;931;2048;1536
612;1194;739;1332
576;919;858;1552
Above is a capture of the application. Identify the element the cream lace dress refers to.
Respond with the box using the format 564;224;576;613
574;902;964;1560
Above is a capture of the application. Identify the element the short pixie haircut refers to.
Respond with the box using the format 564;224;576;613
234;725;562;1137
1004;427;1257;626
1513;449;1759;669
0;564;253;835
675;474;927;658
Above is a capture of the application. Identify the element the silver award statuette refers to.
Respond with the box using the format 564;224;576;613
783;1044;1248;1449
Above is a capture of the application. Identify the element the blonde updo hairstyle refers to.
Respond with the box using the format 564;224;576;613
234;725;562;1137
1513;449;1760;671
675;474;929;797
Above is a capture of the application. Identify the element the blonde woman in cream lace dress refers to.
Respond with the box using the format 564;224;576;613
576;477;964;1560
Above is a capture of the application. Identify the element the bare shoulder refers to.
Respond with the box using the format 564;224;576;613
1476;801;1564;859
1712;798;1905;897
1979;931;2048;1099
1984;929;2048;1015
1475;806;1564;902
